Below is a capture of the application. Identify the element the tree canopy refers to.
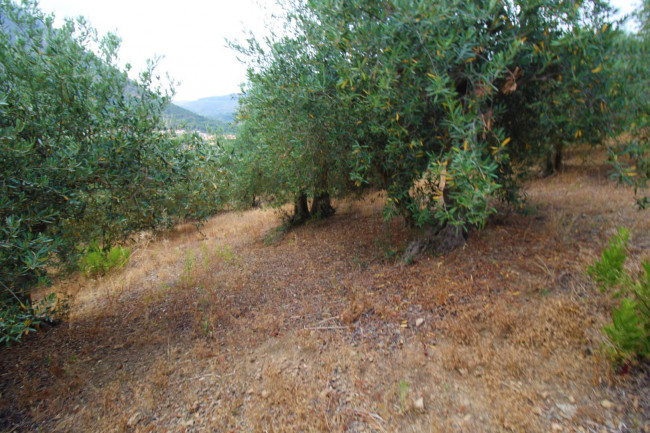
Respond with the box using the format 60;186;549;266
234;0;646;229
0;0;224;343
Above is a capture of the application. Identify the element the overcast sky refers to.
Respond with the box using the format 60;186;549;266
37;0;280;101
36;0;642;102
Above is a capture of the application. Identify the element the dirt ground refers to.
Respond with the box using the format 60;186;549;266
1;155;650;432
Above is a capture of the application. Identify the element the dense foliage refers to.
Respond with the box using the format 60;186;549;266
234;0;644;230
0;0;224;343
606;0;650;208
233;30;357;222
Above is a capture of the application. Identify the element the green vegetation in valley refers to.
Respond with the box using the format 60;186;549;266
163;103;236;134
175;94;240;122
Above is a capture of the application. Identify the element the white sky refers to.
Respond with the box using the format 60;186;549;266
36;0;641;102
37;0;280;101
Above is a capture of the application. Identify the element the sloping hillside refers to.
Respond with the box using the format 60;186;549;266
1;152;649;432
163;103;235;134
175;94;240;122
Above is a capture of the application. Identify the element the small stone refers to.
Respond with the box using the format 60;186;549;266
127;412;141;428
551;422;563;432
568;395;575;403
556;403;577;419
413;397;424;410
415;318;425;327
532;407;543;416
247;388;254;395
463;414;472;422
600;399;615;409
261;390;270;399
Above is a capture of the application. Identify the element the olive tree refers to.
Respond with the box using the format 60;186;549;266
232;6;359;224
0;0;223;343
234;0;623;236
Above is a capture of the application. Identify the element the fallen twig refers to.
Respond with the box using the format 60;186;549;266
174;372;222;384
303;325;348;331
313;316;339;325
353;407;387;433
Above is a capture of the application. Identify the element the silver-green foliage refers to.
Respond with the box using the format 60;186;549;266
0;0;224;343
607;0;650;208
234;0;625;230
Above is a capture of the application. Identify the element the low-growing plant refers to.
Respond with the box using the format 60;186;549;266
179;250;196;289
588;228;650;364
397;379;410;413
215;245;237;265
0;293;69;345
79;242;131;277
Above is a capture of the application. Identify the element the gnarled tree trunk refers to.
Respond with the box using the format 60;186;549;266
544;142;564;176
289;191;310;226
310;170;335;218
311;192;335;218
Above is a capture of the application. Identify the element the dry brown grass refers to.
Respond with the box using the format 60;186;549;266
1;157;650;433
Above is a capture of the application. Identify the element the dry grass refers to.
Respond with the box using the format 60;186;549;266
1;156;650;433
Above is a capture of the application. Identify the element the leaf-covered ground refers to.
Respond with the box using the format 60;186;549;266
1;154;649;432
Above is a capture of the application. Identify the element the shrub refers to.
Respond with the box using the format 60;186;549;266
0;293;68;346
79;242;131;277
588;228;650;364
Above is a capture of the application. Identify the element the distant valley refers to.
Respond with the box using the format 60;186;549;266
175;94;240;122
164;94;240;134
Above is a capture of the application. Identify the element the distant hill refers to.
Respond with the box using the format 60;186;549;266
163;103;235;134
175;94;240;122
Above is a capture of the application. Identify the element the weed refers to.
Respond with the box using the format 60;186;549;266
79;241;130;277
201;315;212;338
352;255;368;271
374;222;399;261
588;228;650;364
264;226;286;246
201;242;210;271
215;245;237;265
180;250;196;289
397;379;410;413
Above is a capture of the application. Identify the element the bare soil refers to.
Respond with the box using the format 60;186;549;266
1;157;650;432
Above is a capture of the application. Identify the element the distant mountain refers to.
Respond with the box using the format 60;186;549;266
163;103;235;134
175;94;240;122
